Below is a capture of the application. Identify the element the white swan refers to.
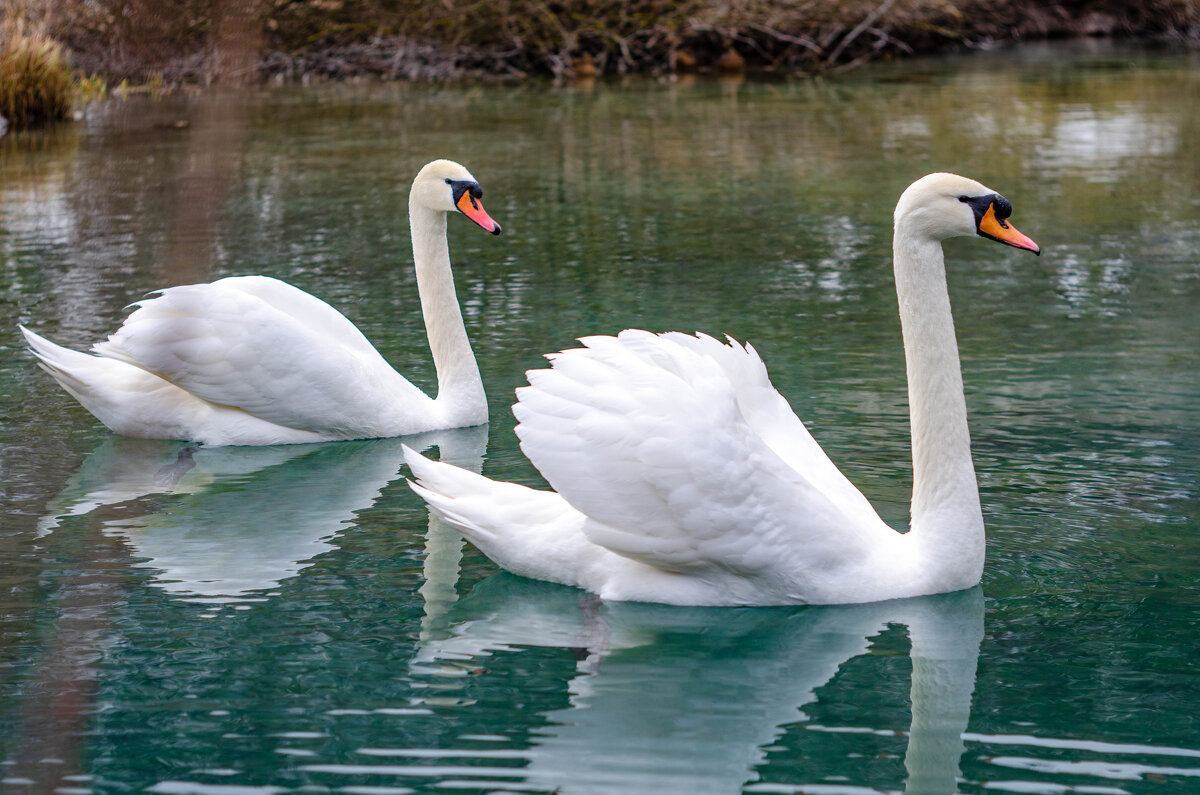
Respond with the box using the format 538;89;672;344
406;172;1040;606
20;159;501;446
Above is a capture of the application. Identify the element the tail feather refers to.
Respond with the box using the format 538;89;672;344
408;478;498;540
403;446;597;589
20;325;203;439
404;445;540;540
21;325;101;394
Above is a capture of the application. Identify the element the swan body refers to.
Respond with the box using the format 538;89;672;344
407;173;1040;606
21;159;501;446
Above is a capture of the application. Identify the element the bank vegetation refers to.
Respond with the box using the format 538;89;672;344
1;0;1198;115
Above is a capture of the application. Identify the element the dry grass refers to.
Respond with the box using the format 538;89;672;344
0;18;73;125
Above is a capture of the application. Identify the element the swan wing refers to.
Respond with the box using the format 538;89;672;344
217;275;390;360
514;330;892;581
93;276;429;437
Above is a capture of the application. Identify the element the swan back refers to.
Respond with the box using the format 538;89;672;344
93;276;430;441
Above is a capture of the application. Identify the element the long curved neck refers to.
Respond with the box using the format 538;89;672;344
893;230;984;584
410;201;486;426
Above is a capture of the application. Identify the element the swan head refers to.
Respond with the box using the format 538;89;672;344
411;159;503;235
895;173;1039;255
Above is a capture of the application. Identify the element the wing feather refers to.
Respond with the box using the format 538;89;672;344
93;276;428;436
514;330;891;580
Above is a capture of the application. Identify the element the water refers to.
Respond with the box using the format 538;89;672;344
2;41;1199;794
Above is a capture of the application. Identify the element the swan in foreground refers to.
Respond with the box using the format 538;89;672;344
21;159;501;446
406;173;1040;606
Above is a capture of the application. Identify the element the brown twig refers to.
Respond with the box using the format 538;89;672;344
823;0;898;66
743;21;822;54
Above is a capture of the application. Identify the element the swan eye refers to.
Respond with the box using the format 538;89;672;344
958;195;969;202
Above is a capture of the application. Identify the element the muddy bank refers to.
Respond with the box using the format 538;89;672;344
44;0;1200;84
259;0;1200;82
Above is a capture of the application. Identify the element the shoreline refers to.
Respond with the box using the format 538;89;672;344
54;1;1200;86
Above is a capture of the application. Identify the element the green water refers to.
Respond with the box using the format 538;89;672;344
2;41;1199;794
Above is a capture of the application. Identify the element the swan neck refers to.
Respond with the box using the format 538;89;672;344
410;200;485;425
893;229;984;581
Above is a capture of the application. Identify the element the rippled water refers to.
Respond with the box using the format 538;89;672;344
2;41;1198;794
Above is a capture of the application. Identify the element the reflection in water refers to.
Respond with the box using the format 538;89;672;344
411;578;983;795
157;90;254;285
417;425;488;636
9;427;486;792
1033;106;1177;181
39;426;487;603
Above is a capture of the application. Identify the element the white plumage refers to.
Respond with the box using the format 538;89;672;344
21;159;501;446
407;173;1041;606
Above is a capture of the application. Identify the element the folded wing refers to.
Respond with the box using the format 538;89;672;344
93;276;428;436
514;330;893;581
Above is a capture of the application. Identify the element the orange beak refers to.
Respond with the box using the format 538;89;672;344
457;190;502;235
978;203;1039;255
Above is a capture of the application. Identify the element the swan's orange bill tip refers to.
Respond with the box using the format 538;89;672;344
979;203;1040;255
456;191;502;235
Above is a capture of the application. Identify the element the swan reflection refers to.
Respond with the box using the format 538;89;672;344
414;577;983;795
38;426;487;603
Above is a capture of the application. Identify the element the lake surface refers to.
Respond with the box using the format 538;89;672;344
2;41;1199;794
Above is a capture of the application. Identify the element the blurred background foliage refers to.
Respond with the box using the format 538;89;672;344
1;16;73;124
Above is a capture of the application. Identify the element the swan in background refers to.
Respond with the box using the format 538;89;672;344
408;577;984;795
37;427;485;603
406;173;1041;606
20;159;502;446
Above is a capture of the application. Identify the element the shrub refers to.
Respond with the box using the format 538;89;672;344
0;20;73;126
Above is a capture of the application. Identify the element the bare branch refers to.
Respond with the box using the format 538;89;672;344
824;0;898;66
